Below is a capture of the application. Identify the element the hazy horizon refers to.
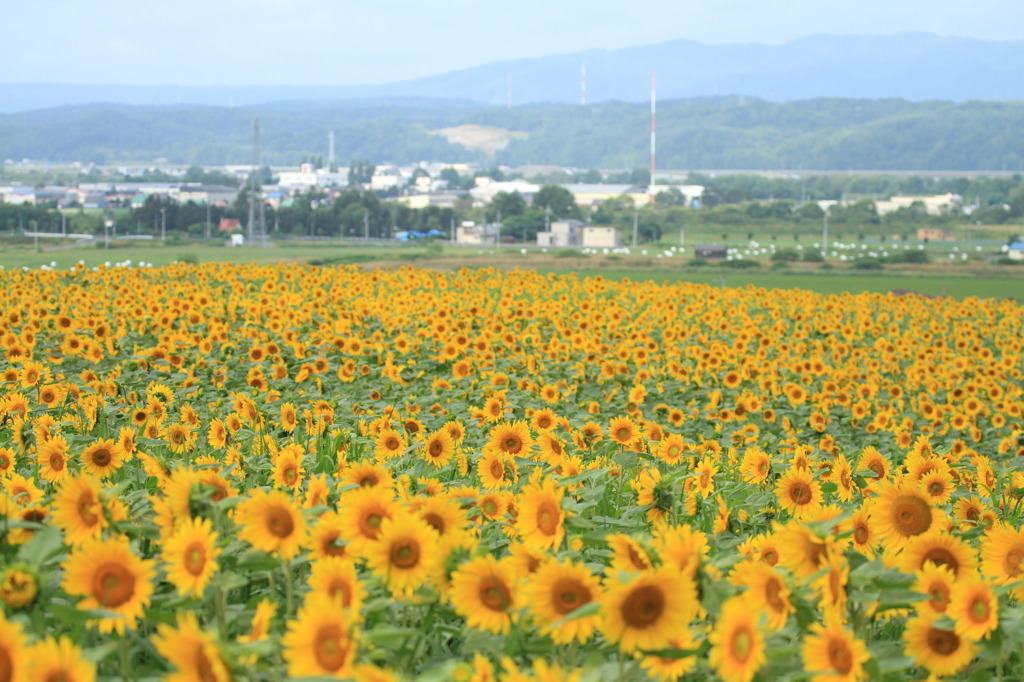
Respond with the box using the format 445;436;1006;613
6;0;1024;87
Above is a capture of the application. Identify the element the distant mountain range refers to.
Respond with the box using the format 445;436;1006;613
2;33;1023;112
3;97;1023;171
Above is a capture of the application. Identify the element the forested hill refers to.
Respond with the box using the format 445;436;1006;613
2;97;1023;171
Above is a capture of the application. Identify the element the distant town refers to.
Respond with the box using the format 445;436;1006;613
1;158;1022;262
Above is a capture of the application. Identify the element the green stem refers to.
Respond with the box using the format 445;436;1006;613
119;633;131;682
282;559;294;617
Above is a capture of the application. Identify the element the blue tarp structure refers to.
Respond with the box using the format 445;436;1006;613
395;229;445;241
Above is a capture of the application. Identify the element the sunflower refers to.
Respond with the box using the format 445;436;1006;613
152;611;232;682
775;467;823;518
516;477;565;551
0;611;28;682
601;566;698;653
281;596;357;679
449;555;518;634
948;577;999;641
421;428;455;468
775;521;838;579
898;529;977;580
656;433;687;466
37;435;71;484
729;561;793;630
476;491;509;521
308;557;366;617
237;598;277;645
342;461;394;490
0;567;37;609
868;482;941;552
536;433;567;466
62;534;156;634
337;485;397;552
652;524;709;578
273;402;297;433
903;615;977;677
271;444;305;490
953;495;994;532
115;426;137;460
79;438;124;478
842;506;876;560
162;516;221;598
607;533;654;573
207;418;229;449
694;457;719;498
638;629;699;681
415;494;469;545
739;446;771;485
917;468;955;505
365;514;438;597
2;474;42;508
708;596;765;682
26;636;95;682
478;450;516;489
857;447;890;487
306;511;353;561
522;558;602;644
801;611;870;682
913;563;956;617
373;428;407;461
51;475;107;545
530;408;557;432
979;523;1024;598
608;416;640;447
488;421;532;457
236;488;307;560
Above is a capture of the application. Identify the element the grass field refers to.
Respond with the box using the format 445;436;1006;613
0;239;1021;300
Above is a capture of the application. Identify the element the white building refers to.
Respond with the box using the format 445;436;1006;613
875;193;962;217
370;166;408;192
456;223;500;245
581;226;621;248
469;180;539;205
536;219;584;247
278;163;349;189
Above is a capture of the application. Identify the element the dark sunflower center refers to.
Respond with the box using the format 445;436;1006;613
621;584;664;628
93;562;135;607
314;624;349;672
478;577;511;612
828;639;853;673
926;627;960;656
891;494;932;537
185;543;206;576
552;577;591;615
266;507;295;538
390;541;420;569
536;502;560;535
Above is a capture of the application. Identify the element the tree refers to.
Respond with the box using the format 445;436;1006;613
487;191;526;222
532;185;581;220
349;160;375;185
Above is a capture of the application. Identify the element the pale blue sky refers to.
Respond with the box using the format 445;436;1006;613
7;0;1022;85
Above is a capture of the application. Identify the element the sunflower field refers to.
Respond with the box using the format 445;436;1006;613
0;261;1023;681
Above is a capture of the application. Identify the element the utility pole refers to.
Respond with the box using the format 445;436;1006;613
632;209;638;247
363;209;369;240
205;202;211;240
822;212;829;258
160;207;166;241
248;118;261;244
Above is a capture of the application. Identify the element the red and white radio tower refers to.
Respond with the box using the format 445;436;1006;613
650;71;657;204
581;62;587;106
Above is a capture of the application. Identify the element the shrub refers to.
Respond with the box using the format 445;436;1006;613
724;259;759;269
770;249;800;262
853;258;884;270
802;251;824;263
